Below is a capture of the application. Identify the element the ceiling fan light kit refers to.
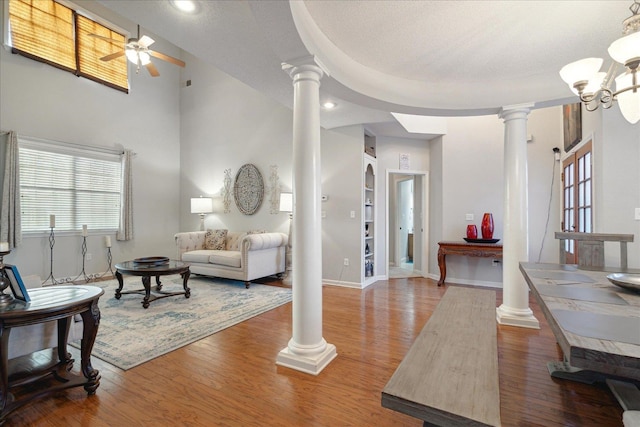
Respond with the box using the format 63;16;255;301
90;25;185;77
559;0;640;124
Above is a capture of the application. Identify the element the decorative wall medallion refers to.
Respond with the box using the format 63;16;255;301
234;164;264;215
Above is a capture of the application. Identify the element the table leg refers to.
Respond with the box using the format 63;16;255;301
79;299;101;395
56;317;73;366
155;275;162;291
141;276;151;309
0;327;10;415
115;270;124;299
437;249;446;286
181;269;191;298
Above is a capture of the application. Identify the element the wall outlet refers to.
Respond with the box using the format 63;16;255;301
86;253;92;261
465;213;474;221
635;208;640;220
344;258;349;266
350;210;356;219
492;259;500;267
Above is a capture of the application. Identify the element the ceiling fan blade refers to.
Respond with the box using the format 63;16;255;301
100;50;126;62
148;50;185;67
88;33;121;43
138;35;155;48
146;61;160;77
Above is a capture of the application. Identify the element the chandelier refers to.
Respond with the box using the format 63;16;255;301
559;1;640;124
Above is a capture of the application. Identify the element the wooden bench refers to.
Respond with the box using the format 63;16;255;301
382;287;500;427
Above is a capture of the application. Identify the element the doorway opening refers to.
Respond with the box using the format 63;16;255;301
386;170;429;279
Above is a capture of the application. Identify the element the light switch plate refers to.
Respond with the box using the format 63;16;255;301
635;208;640;220
466;213;474;221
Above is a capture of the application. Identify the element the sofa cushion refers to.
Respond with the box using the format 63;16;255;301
205;229;227;250
208;251;241;268
182;250;215;264
181;250;242;268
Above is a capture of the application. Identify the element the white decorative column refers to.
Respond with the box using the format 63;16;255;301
276;56;337;374
496;104;540;329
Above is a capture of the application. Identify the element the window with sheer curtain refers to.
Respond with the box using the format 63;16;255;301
7;0;128;92
18;138;123;233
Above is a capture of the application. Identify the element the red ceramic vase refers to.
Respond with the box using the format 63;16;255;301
466;224;478;239
481;213;494;239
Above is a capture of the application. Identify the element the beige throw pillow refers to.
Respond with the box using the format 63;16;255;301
204;229;228;250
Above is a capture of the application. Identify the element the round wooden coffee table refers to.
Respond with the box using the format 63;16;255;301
114;259;190;308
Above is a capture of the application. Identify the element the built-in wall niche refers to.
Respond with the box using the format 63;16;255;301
365;134;376;158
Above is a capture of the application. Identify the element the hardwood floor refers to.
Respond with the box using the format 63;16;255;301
5;277;624;426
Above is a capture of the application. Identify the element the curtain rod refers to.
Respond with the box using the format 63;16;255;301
18;134;126;156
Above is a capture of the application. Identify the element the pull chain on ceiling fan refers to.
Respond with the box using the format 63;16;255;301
89;24;185;77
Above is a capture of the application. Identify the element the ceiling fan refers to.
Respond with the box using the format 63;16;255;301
89;25;185;77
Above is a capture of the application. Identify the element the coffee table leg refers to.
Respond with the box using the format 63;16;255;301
181;269;191;298
155;275;162;291
141;276;151;309
79;299;101;394
115;270;124;299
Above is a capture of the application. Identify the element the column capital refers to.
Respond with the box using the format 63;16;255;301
282;55;328;81
499;103;534;121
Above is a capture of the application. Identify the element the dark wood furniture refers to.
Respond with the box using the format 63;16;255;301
437;241;503;286
115;260;191;308
0;285;103;424
520;262;640;412
382;287;501;426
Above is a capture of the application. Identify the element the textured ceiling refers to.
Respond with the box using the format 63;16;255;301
98;0;634;138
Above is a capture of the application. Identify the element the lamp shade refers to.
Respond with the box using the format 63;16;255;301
608;31;640;66
559;58;603;92
615;71;640;124
279;193;293;213
191;197;213;214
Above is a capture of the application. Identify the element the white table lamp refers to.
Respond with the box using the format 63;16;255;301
191;197;213;231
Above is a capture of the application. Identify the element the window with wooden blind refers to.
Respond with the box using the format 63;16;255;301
19;138;123;233
7;0;128;92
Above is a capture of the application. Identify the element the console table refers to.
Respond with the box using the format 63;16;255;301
0;285;103;424
437;241;503;286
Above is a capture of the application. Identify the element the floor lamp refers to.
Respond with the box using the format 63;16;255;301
279;192;293;285
191;196;213;231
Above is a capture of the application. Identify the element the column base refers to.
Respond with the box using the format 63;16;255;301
496;304;540;329
276;343;337;375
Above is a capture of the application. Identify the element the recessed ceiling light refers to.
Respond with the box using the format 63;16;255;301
170;0;197;13
322;102;336;109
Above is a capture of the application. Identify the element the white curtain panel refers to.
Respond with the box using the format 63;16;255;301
0;131;22;249
117;149;134;241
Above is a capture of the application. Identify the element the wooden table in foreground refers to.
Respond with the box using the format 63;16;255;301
520;262;640;412
437;241;503;286
0;285;103;424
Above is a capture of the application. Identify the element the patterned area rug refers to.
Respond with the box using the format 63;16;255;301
71;275;291;370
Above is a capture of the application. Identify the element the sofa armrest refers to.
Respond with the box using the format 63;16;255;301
242;232;288;252
175;231;207;260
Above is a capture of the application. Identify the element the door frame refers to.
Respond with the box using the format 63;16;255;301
386;169;429;278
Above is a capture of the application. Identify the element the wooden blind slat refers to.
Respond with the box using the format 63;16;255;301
9;0;75;70
8;0;128;93
76;14;128;91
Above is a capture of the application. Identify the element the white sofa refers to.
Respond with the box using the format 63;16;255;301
8;275;84;360
174;231;287;288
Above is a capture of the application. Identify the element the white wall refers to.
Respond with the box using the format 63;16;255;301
0;2;182;279
179;54;367;285
433;107;564;286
